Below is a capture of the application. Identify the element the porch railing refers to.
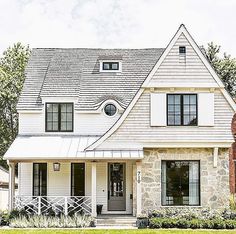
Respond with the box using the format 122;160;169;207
14;196;92;216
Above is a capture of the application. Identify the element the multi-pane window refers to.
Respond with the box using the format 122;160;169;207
161;161;200;206
46;103;73;132
102;62;119;70
167;94;197;126
104;104;117;116
179;46;186;54
33;163;47;196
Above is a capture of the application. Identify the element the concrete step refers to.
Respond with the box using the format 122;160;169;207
96;215;137;227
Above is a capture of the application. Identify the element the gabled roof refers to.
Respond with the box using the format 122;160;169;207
17;48;164;110
86;24;236;151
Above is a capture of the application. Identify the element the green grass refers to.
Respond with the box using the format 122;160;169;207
0;230;236;234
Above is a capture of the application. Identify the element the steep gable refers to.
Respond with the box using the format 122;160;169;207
147;33;218;87
87;25;235;151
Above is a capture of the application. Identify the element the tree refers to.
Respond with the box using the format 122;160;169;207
0;43;31;168
203;42;236;97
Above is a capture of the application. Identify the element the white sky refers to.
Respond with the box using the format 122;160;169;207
0;0;236;57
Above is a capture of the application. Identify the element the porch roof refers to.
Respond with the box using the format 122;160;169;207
4;135;143;160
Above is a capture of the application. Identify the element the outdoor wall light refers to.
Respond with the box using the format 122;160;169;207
53;162;60;171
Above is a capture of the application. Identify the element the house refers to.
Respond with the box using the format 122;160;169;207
4;24;236;217
0;166;18;211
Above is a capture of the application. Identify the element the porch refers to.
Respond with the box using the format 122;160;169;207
8;160;143;217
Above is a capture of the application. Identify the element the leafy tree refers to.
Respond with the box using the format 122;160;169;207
0;43;31;168
203;42;236;97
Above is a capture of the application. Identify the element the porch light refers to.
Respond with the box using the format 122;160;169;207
53;162;60;171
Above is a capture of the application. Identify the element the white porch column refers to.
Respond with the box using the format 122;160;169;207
8;161;15;212
91;162;97;217
136;161;142;216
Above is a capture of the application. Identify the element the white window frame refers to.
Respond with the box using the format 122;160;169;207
99;60;122;73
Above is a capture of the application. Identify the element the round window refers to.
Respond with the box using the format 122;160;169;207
104;104;117;117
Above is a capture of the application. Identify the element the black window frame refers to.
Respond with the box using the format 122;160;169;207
179;46;186;54
104;103;117;117
102;62;119;71
45;103;74;132
167;94;198;126
71;163;85;196
161;160;201;206
33;163;47;196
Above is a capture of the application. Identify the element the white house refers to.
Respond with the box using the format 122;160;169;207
4;25;236;217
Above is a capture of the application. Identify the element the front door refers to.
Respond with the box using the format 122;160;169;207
108;163;126;211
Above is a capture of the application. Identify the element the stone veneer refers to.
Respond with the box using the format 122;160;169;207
140;148;230;213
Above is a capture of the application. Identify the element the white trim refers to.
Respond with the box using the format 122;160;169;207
213;147;218;168
144;82;219;88
99;60;122;73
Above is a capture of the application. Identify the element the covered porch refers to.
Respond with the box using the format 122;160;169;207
8;159;143;217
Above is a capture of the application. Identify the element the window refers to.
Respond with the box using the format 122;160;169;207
104;104;117;117
167;94;197;126
71;163;85;196
33;163;47;196
161;161;200;206
46;103;73;132
102;62;119;71
179;46;186;54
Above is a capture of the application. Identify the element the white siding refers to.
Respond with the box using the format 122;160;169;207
97;90;234;149
19;111;121;135
150;33;217;86
48;162;70;196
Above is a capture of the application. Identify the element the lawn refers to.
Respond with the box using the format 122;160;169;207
0;230;236;234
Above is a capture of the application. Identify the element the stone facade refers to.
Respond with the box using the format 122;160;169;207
141;148;230;213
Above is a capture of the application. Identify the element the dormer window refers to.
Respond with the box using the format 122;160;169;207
103;62;119;71
100;61;122;72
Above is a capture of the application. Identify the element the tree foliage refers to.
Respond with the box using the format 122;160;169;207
0;43;31;168
203;42;236;97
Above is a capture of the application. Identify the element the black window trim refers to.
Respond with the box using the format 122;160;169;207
71;163;85;196
179;46;186;54
102;61;119;71
45;102;74;132
167;94;198;126
32;163;47;197
161;160;201;207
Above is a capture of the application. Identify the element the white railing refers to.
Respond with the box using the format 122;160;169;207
14;196;92;216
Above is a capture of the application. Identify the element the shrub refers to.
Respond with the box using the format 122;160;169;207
189;219;203;229
10;214;94;228
225;219;236;229
175;219;189;229
149;218;162;228
213;219;226;229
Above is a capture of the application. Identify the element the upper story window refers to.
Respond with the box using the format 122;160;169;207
167;94;197;126
100;61;122;72
104;103;117;117
46;103;73;132
179;46;186;54
103;62;119;70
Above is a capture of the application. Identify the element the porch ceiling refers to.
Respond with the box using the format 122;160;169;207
4;135;143;161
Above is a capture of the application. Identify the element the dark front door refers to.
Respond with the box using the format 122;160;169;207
108;163;126;211
71;163;85;196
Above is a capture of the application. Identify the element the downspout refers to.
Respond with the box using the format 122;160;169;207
230;113;236;194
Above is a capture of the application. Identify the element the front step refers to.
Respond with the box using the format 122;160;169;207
96;215;137;227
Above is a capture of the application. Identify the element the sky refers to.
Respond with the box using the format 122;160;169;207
0;0;236;57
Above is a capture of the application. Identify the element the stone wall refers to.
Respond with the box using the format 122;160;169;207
141;148;230;213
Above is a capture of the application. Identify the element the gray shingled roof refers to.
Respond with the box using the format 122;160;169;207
17;48;164;110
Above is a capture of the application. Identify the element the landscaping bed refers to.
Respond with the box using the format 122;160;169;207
137;208;236;229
